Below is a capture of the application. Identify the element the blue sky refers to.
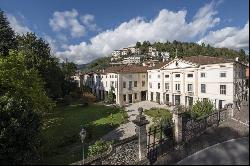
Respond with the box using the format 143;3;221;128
0;0;249;64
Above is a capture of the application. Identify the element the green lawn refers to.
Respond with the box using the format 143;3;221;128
144;107;172;126
37;102;128;165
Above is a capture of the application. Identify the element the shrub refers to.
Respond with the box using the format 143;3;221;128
87;140;113;157
63;95;72;106
191;99;214;119
82;92;96;103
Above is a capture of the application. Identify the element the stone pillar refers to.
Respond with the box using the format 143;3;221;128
132;107;149;161
172;107;183;143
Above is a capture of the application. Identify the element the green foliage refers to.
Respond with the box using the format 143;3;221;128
0;51;54;164
0;10;17;56
191;99;214;119
83;56;111;72
144;108;172;127
87;140;113;157
0;95;42;164
16;33;68;99
107;86;115;104
61;62;77;80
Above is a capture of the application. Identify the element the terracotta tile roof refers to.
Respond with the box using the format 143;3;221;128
182;56;234;65
103;65;148;74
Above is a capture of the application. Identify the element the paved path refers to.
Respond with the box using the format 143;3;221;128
102;101;172;141
177;137;249;165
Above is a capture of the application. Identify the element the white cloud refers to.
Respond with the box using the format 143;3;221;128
49;9;86;37
55;1;221;64
80;14;98;31
198;22;249;50
6;13;31;34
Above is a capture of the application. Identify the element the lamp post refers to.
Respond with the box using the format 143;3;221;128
79;127;86;165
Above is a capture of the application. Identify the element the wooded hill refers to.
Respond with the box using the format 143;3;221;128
80;40;249;72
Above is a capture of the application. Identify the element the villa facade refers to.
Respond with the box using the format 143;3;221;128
147;56;247;109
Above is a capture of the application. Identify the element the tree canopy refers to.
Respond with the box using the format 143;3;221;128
0;9;17;56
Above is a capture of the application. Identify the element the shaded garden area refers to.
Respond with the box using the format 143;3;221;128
36;101;128;164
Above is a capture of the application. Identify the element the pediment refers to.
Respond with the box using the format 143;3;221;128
161;59;198;69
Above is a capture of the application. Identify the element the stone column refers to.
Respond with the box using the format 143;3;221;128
132;107;149;161
172;107;183;143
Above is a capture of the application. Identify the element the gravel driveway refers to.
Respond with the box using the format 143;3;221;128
102;101;172;141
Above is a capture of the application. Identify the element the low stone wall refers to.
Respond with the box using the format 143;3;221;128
71;135;138;165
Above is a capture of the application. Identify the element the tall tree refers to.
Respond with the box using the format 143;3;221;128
0;9;17;56
0;51;53;164
17;33;65;99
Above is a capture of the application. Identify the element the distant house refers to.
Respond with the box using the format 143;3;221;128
127;47;141;55
112;50;122;57
122;56;141;64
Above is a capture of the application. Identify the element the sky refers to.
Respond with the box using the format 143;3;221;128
0;0;249;64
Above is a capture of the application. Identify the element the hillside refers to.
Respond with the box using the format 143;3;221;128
82;41;249;72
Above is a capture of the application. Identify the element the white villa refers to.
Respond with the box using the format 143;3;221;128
82;65;148;105
147;56;247;109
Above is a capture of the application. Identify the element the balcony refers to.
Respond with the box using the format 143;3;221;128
187;91;194;96
175;90;181;94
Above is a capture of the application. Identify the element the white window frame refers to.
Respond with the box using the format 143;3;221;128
220;85;226;95
201;84;206;93
187;84;193;92
201;73;206;78
165;83;169;90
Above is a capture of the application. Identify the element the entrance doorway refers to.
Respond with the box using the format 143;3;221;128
151;92;154;101
141;91;147;101
156;92;160;103
166;94;169;104
175;95;181;105
129;94;133;103
219;100;223;110
188;97;193;107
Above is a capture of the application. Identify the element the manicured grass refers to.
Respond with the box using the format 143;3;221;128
37;102;128;165
144;107;172;126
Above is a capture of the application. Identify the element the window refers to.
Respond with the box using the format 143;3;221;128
201;73;206;78
175;74;180;78
110;81;114;87
187;74;193;78
149;82;152;88
220;73;226;77
142;81;145;87
158;83;160;89
201;84;206;93
165;75;169;78
165;83;169;90
142;75;146;78
106;81;107;87
129;81;132;90
123;95;126;102
134;93;137;100
115;81;117;88
110;75;111;78
220;85;226;95
134;81;137;87
149;75;151;79
106;75;107;78
158;74;161;79
187;84;193;92
175;84;180;91
123;82;126;88
115;75;117;78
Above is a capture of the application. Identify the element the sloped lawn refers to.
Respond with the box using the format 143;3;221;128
37;102;128;165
